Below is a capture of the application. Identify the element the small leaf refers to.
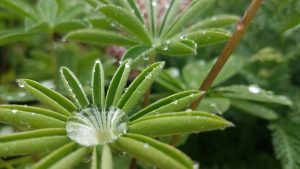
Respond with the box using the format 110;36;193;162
129;112;233;136
122;45;154;62
47;147;91;169
92;60;105;106
0;105;67;121
33;142;77;169
0;108;65;129
106;60;131;107
126;0;144;23
231;99;278;120
53;21;86;33
100;6;152;44
159;0;182;36
113;134;193;169
216;85;292;106
0;29;35;45
164;0;215;38
60;67;90;107
101;145;113;169
20;79;76;116
130;90;202;120
197;98;230;114
65;29;138;46
187;15;240;32
157;40;197;57
117;62;165;113
186;29;231;47
0;129;69;157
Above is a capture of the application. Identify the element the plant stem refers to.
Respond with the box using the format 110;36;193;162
169;0;263;146
190;0;263;109
128;158;137;169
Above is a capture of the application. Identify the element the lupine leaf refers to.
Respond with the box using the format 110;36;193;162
129;112;233;136
231;99;278;120
187;15;240;32
186;29;231;47
106;60;131;106
47;147;91;169
0;105;67;121
33;142;77;169
0;29;34;45
19;79;76;116
126;0;144;23
37;0;58;26
113;134;193;169
197;97;230;114
157;40;197;57
270;121;300;169
159;0;182;36
60;67;90;107
216;85;292;106
155;69;185;93
130;90;202;120
0;108;65;129
164;0;215;38
121;45;155;62
92;60;105;106
100;6;152;44
53;21;86;33
101;145;113;169
0;0;36;19
117;62;165;113
65;29;138;46
0;129;69;157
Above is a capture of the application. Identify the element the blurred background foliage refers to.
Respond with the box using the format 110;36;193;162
0;0;300;169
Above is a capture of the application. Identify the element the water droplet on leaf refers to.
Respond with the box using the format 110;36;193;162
248;85;261;94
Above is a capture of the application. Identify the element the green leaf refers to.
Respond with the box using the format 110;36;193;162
117;62;165;113
231;99;278;120
113;134;193;169
129;111;233;136
183;56;244;89
19;79;76;116
157;40;197;57
0;108;65;129
101;145;113;169
164;0;215;38
187;15;240;32
0;105;67;121
130;90;202;120
100;6;152;44
126;0;144;23
37;0;58;26
159;0;182;36
0;129;69;157
216;85;292;106
0;29;35;45
33;142;77;169
270;121;300;169
91;147;99;169
56;5;85;23
186;29;231;47
106;60;131;107
197;97;230;114
65;29;138;46
47;147;91;169
53;21;86;33
0;0;36;19
92;60;105;106
155;69;185;93
122;45;154;62
60;67;90;107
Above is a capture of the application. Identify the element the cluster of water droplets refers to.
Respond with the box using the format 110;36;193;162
66;105;128;146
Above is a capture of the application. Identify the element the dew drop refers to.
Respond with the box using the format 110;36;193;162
180;34;187;40
145;72;152;79
66;105;128;146
186;108;192;112
193;161;200;169
17;79;25;88
143;143;149;148
163;41;170;51
151;0;157;7
248;85;261;94
124;87;128;92
12;109;18;114
18;92;26;97
125;63;130;68
172;100;178;105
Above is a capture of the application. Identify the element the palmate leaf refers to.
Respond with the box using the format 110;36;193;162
19;79;76;116
130;90;202;120
113;134;193;169
60;67;90;107
65;29;138;46
270;121;300;169
129;112;233;137
117;62;165;113
0;129;69;157
99;5;152;45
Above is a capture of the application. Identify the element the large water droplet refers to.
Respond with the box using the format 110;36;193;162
248;85;261;94
66;105;128;146
17;79;25;88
